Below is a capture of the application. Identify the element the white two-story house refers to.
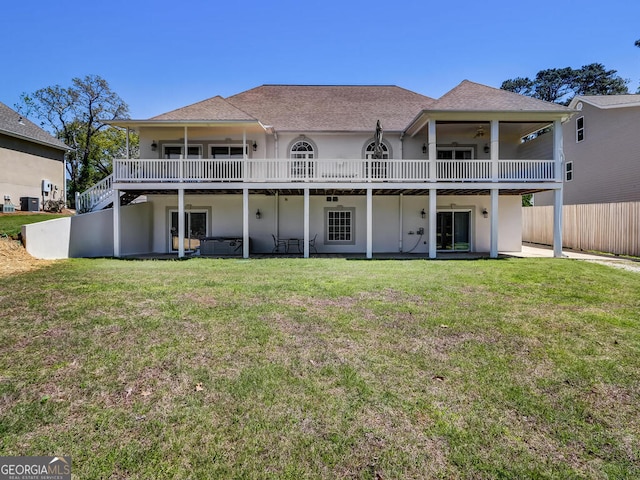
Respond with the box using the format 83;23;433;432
63;80;572;260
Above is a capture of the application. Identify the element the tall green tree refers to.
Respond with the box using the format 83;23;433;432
501;63;629;104
18;75;136;205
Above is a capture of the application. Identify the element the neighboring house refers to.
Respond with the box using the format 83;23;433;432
0;101;68;211
535;94;640;206
43;81;572;259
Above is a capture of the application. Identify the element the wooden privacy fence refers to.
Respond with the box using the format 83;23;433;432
523;202;640;257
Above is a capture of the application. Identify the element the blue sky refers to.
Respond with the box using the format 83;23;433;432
2;0;639;119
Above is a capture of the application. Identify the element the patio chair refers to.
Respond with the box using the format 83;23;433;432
272;234;287;253
308;233;318;254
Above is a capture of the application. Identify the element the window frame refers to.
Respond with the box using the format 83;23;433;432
436;146;475;160
565;161;573;182
576;116;584;143
209;144;248;159
163;144;203;159
324;207;355;245
289;139;316;178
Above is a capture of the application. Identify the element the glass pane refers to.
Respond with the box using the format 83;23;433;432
165;146;182;159
187;146;201;159
455;150;472;160
211;147;229;158
453;212;470;251
229;147;244;158
436;212;453;250
190;213;207;238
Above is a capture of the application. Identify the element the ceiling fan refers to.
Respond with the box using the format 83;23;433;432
473;126;485;138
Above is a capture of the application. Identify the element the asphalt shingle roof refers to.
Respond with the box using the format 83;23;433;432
147;85;435;132
144;81;571;131
151;96;257;121
572;94;640;109
431;80;571;112
227;85;435;132
0;101;68;150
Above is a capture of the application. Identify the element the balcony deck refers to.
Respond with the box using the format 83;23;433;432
113;158;558;185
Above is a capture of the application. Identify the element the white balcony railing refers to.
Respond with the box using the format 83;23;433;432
113;158;557;184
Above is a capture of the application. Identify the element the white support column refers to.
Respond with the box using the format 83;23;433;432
366;189;373;259
553;188;563;258
491;120;499;181
399;193;403;252
275;191;280;239
243;188;249;259
178;188;185;258
126;128;130;159
490;188;499;258
553;120;563;182
242;129;247;182
303;188;310;258
113;189;121;258
428;120;437;181
429;188;437;259
182;126;187;182
553;119;564;257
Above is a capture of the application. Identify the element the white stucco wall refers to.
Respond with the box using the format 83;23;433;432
144;193;521;255
23;202;153;259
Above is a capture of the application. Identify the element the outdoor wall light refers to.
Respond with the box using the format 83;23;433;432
483;143;490;154
482;208;488;218
255;209;262;219
252;141;258;152
422;143;427;155
151;141;158;151
420;208;426;219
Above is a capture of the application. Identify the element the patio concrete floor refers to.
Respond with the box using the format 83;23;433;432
122;243;639;272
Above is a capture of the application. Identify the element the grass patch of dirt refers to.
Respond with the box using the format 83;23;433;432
0;237;56;278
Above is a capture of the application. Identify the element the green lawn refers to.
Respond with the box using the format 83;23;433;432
0;213;71;237
1;257;638;479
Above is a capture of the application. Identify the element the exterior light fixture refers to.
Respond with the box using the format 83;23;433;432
422;143;427;155
256;209;261;219
252;141;257;152
484;144;490;154
482;208;488;218
420;208;426;219
151;141;158;151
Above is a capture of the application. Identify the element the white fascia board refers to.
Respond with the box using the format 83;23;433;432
570;96;640;110
107;119;268;131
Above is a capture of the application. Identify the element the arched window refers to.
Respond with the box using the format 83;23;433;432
364;141;390;179
364;141;389;160
289;139;316;178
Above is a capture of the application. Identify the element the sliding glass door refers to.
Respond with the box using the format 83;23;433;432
436;211;471;251
170;211;207;252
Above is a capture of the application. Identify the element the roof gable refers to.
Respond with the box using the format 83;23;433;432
0;101;68;150
570;94;640;109
151;96;258;121
226;85;435;132
432;80;571;112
